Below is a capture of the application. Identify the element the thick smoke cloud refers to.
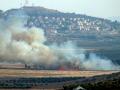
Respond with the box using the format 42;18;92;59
0;16;119;70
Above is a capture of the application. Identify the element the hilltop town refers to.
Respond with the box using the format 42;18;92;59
0;6;120;44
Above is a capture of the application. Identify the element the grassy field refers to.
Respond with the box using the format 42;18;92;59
0;69;118;77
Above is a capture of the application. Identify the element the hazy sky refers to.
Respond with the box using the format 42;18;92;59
0;0;120;18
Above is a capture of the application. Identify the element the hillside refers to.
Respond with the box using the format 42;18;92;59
0;6;119;44
0;6;120;41
0;6;120;64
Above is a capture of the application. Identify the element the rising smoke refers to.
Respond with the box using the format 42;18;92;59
0;16;119;70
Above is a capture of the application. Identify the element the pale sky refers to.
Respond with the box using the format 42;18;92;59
0;0;120;18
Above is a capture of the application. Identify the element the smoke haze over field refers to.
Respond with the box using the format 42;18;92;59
0;16;119;70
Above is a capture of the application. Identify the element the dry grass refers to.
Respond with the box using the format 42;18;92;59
0;69;118;78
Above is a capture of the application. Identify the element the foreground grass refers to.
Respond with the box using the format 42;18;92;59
63;72;120;90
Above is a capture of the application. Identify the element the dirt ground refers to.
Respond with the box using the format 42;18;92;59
0;69;118;77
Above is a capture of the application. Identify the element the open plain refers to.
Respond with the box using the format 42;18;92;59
0;69;118;77
0;69;119;90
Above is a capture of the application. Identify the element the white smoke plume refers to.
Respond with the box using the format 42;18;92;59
0;16;119;70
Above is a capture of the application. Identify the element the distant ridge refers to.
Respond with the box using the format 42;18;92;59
0;6;110;21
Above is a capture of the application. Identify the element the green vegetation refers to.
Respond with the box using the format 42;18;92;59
64;79;120;90
63;72;120;90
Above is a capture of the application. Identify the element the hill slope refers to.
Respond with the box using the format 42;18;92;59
0;6;120;64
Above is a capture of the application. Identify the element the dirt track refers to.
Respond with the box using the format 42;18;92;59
0;69;118;77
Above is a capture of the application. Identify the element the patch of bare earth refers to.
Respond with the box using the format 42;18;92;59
0;69;118;77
